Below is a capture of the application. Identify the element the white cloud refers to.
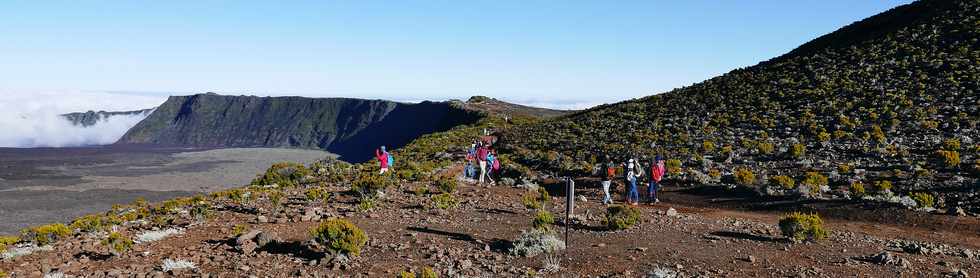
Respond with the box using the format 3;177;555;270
0;90;166;148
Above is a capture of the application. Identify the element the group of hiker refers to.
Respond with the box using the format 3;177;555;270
374;138;667;207
465;139;500;186
602;155;666;205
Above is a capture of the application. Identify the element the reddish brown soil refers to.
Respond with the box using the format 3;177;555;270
1;175;978;277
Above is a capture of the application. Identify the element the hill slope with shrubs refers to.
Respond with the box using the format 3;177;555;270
502;0;980;212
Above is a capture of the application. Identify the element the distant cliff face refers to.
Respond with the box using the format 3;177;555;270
117;93;483;162
62;109;155;127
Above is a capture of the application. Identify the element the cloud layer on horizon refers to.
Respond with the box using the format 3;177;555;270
0;91;165;148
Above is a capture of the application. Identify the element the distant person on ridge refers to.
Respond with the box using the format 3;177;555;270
375;146;389;174
649;155;665;204
601;156;615;204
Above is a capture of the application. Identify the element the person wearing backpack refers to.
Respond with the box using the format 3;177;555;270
476;143;489;184
625;158;642;205
485;149;497;186
649;155;665;203
601;157;616;205
375;146;389;174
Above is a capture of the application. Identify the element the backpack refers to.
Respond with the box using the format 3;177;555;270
387;154;394;167
492;159;501;171
606;165;616;178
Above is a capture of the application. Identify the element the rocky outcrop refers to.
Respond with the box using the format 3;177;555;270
117;93;483;162
61;109;154;127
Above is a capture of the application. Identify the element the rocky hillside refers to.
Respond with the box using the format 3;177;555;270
451;96;572;119
62;109;154;127
117;93;484;162
503;0;979;211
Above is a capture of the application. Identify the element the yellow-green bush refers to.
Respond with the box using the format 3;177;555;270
69;214;109;233
101;232;133;255
734;168;756;186
943;138;961;151
770;175;796;189
434;177;457;194
0;235;18;253
309;218;368;256
838;163;852;174
801;172;828;189
666;159;682;175
305;187;331;203
850;181;866;197
702;140;716;153
910;192;934;208
420;267;438;278
791;143;806;158
352;173;389;197
758;142;775;155
251;161;312;188
937;150;960;168
778;212;827;242
400;271;417;278
431;193;459;210
21;223;71;246
232;224;249;237
531;210;555;231
873;180;893;192
605;205;641;231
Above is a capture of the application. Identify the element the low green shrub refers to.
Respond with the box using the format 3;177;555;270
873;180;893;192
778;212;827;242
531;210;555;231
70;214;109;233
937;150;960;168
352;173;389;198
305;187;331;203
665;159;682;175
0;235;18;253
605;205;641;231
791;143;806;158
400;271;416;278
522;188;550;210
309;218;368;256
21;223;71;246
420;267;438;278
850;181;866;197
101;232;133;256
801;172;828;194
435;177;457;194
910;192;935;208
734;168;755;186
251;161;312;188
757;142;775;155
431;193;459;210
232;224;249;237
770;175;796;189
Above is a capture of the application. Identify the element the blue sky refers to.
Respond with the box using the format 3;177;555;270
0;1;910;109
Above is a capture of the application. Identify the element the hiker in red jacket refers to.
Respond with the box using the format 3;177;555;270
375;146;389;174
649;155;666;203
476;143;489;184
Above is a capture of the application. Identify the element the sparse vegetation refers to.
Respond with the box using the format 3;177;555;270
522;188;550;210
734;168;756;186
873;180;893;193
434;176;457;194
231;224;249;237
779;212;827;242
430;193;459;210
309;218;368;256
0;236;18;253
305;187;331;204
101;232;134;256
605;205;641;231
850;181;866;197
532;210;555;231
910;192;935;208
251;161;312;188
801;172;828;194
937;150;961;169
771;175;796;189
791;144;806;158
21;223;71;246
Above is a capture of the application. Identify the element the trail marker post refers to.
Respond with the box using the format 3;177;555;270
565;177;574;246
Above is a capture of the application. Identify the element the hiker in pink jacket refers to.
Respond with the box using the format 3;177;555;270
375;146;389;174
649;155;666;203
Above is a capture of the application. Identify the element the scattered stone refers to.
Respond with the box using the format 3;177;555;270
666;207;679;217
